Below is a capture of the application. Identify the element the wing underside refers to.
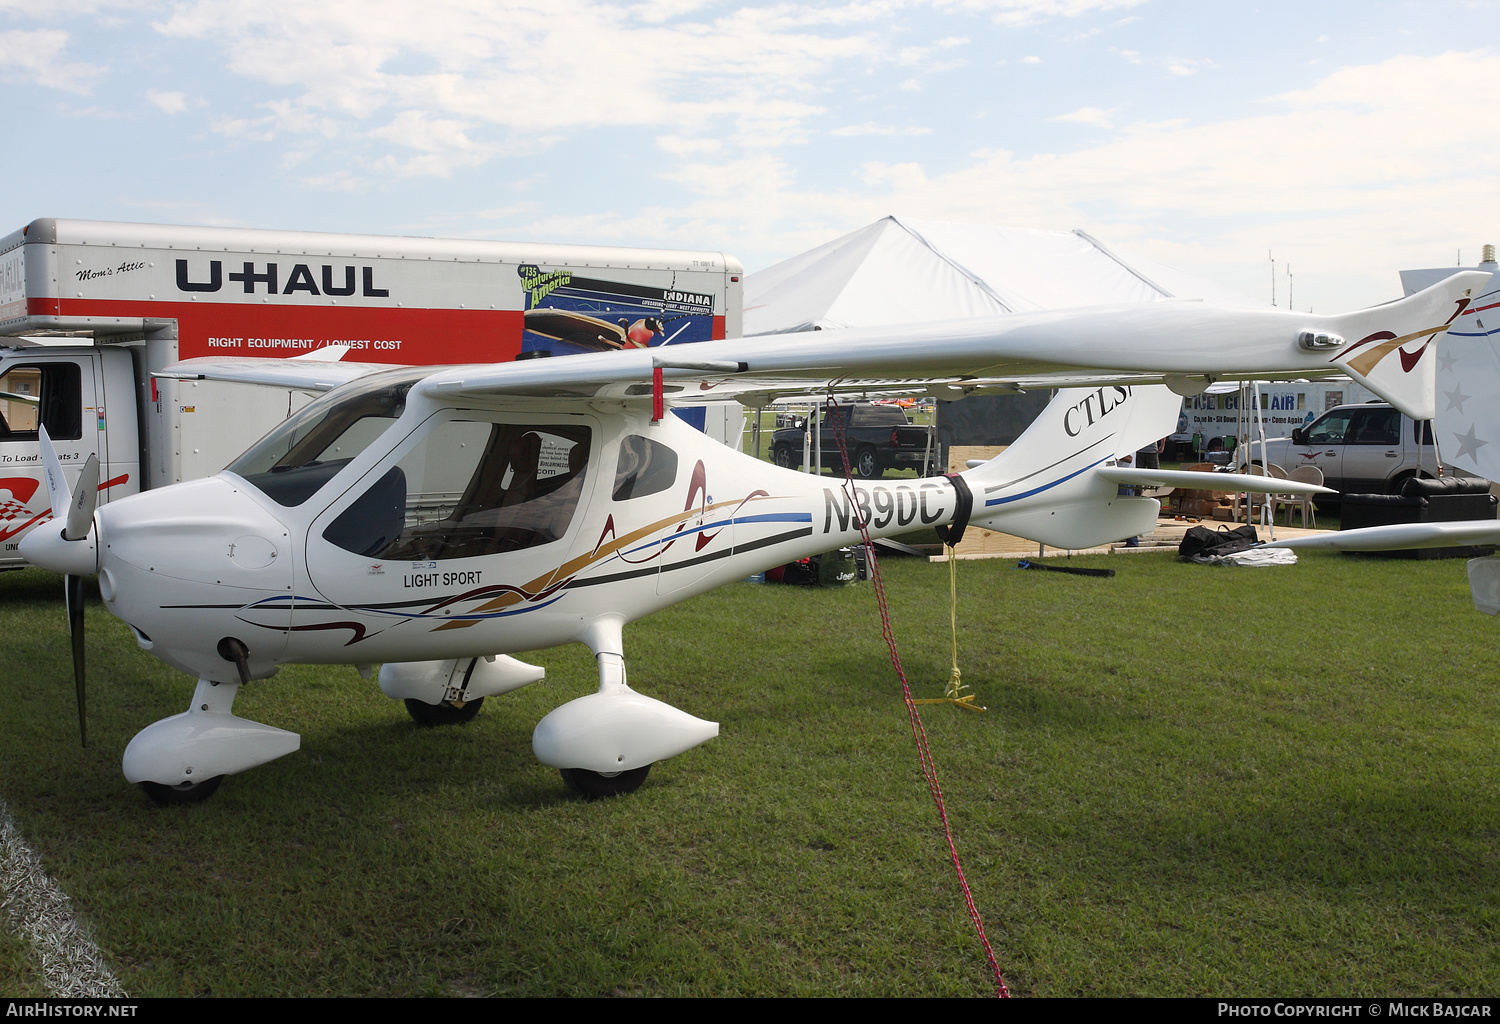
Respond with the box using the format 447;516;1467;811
158;272;1491;414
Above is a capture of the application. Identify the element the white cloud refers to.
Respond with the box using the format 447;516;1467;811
897;35;968;65
1165;57;1214;76
929;0;1148;26
0;28;103;93
657;135;724;156
1050;105;1113;126
591;50;1500;313
209;114;276;143
1113;47;1215;76
147;89;186;113
0;0;1170;194
369;111;496;175
153;0;879;137
831;122;934;135
0;0;153;16
626;0;719;24
135;0;1146;186
20;0;1486;318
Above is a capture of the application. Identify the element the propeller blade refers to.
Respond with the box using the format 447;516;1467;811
65;573;86;747
37;425;73;522
65;453;99;542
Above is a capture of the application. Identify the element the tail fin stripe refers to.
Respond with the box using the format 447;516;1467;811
1339;325;1449;377
983;455;1112;508
981;432;1117;496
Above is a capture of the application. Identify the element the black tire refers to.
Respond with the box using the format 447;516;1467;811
559;764;651;799
138;775;224;806
773;446;798;470
855;447;881;479
404;696;485;726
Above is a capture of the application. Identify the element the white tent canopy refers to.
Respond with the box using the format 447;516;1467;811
743;216;1260;336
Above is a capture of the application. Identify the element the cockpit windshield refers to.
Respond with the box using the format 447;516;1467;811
226;368;433;507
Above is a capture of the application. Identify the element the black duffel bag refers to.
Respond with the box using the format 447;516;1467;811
1178;524;1259;559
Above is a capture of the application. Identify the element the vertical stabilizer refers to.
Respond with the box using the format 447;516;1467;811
1326;271;1490;421
957;384;1180;549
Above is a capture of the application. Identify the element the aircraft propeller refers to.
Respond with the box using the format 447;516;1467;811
37;426;99;746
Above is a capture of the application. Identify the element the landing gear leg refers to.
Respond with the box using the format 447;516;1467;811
403;658;486;725
533;617;718;799
553;648;658;797
123;676;300;806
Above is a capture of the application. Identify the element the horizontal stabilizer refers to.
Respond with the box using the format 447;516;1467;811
1097;466;1334;495
1261;521;1500;551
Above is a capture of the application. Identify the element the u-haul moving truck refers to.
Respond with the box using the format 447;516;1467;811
0;218;744;567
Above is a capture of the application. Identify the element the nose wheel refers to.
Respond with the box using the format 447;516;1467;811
559;764;651;799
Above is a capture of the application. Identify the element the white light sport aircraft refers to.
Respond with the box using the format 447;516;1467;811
19;273;1486;804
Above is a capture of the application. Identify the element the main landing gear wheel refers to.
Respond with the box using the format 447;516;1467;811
138;775;225;806
559;764;651;799
404;696;485;726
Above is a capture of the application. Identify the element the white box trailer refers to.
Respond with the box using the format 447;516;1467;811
0;218;743;567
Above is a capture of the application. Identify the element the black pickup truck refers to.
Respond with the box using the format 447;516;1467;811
769;402;931;479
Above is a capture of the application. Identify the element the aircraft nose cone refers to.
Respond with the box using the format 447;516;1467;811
18;516;99;576
94;477;294;679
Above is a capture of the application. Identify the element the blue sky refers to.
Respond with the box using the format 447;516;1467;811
4;0;1498;315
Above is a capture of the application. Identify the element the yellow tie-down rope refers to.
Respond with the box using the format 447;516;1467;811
911;544;987;712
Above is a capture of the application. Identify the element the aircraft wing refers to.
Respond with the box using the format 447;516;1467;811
156;355;395;391
156;270;1487;416
417;273;1487;418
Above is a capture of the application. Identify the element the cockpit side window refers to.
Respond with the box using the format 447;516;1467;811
228;369;427;506
322;420;592;561
612;434;678;501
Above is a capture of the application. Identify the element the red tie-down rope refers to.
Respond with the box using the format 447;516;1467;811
823;397;1010;998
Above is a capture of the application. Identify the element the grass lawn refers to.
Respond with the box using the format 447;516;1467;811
1;550;1497;996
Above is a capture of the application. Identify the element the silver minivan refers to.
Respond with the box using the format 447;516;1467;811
1243;402;1438;495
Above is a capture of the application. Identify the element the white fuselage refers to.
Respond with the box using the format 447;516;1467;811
91;381;1166;684
94;398;959;680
